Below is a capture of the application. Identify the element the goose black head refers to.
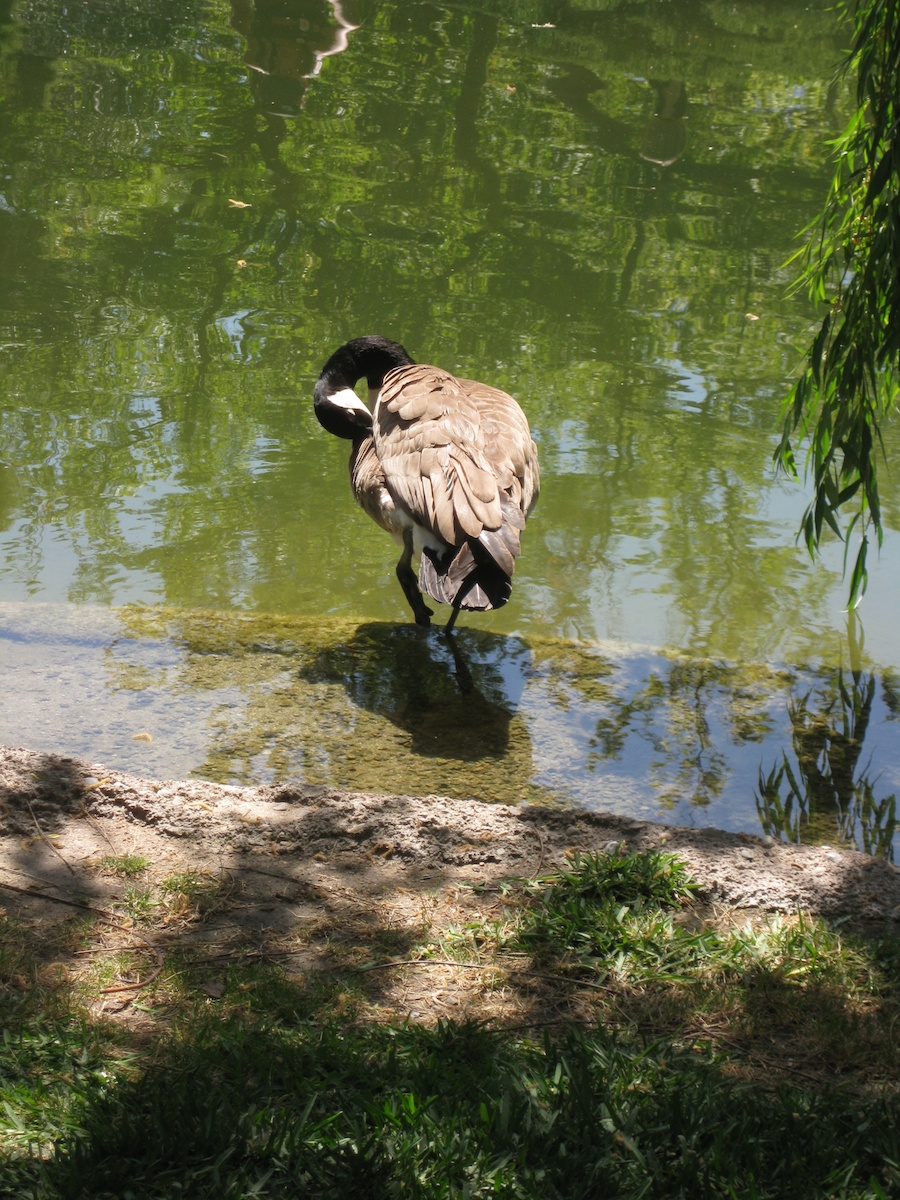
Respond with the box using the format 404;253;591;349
313;336;415;440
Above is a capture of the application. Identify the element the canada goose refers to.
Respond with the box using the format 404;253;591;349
313;336;540;632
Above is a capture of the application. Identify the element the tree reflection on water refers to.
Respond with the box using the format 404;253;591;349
756;663;898;860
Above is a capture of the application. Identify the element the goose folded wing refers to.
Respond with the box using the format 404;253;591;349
375;366;506;546
456;378;541;518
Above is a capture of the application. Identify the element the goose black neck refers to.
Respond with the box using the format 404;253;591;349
317;336;415;393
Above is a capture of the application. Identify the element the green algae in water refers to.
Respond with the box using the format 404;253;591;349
109;607;899;855
118;607;538;803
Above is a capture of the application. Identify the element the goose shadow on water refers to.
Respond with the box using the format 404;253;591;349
297;622;534;767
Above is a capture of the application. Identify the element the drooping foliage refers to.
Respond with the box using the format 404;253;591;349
777;0;900;606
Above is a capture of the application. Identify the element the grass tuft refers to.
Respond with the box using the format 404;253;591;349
97;854;150;878
516;849;706;983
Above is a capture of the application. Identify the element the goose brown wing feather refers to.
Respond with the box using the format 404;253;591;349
375;364;536;553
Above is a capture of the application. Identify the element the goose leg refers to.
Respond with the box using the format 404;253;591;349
396;528;433;626
443;625;474;695
444;603;462;635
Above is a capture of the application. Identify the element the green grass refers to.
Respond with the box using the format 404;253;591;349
13;1015;900;1199
107;869;228;926
97;854;150;878
117;884;160;924
2;850;900;1199
515;848;705;983
515;849;888;999
0;997;127;1198
511;851;900;1083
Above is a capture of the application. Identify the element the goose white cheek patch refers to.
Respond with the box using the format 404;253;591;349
329;387;371;418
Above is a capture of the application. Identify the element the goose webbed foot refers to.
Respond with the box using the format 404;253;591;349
402;576;433;626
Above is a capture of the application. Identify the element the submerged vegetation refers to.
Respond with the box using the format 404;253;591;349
2;849;899;1197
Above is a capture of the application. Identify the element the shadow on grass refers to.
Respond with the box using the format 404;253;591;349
5;999;900;1199
3;788;900;1197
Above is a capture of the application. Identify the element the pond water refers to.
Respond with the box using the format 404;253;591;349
1;0;898;853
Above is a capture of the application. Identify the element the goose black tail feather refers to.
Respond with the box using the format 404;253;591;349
476;498;524;578
419;541;512;611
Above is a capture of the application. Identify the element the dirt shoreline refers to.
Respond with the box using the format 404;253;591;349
3;744;899;934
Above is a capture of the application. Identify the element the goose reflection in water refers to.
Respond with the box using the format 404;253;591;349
298;624;533;767
231;0;359;118
547;65;688;169
639;80;688;167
